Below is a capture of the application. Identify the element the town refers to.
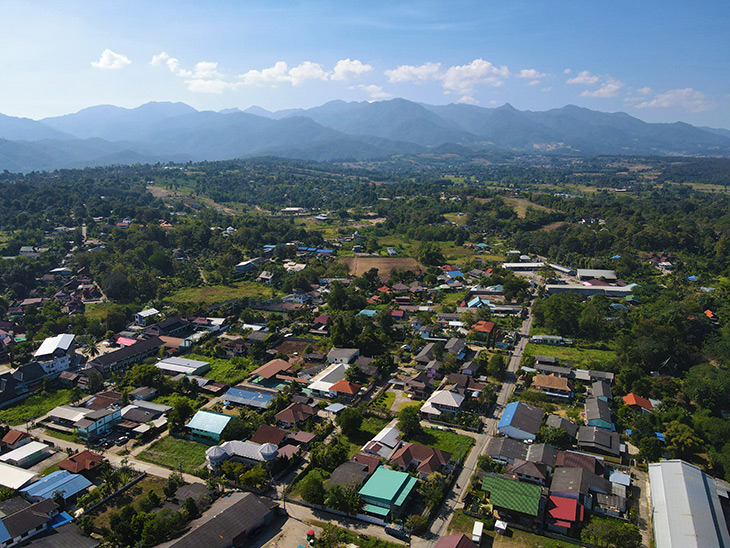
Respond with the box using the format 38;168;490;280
0;156;729;548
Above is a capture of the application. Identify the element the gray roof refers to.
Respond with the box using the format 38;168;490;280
414;343;436;363
327;461;370;489
649;460;730;548
591;380;612;400
585;397;612;423
25;523;99;548
545;415;579;439
550;467;611;496
526;443;558;468
577;426;620;457
445;338;467;355
485;437;528;462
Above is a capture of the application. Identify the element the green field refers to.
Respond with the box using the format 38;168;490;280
185;353;256;385
0;389;70;425
137;436;209;474
341;415;390;457
412;427;475;462
168;280;279;305
523;342;617;370
371;390;395;411
45;429;80;444
86;476;167;530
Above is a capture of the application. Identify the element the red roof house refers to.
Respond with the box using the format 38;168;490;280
389;442;452;479
546;495;585;533
56;450;105;476
1;429;31;451
329;380;362;401
434;534;478;548
623;393;653;412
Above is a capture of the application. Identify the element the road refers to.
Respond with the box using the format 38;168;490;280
415;305;534;548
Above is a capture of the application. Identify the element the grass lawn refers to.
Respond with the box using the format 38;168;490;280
137;436;209;474
448;509;479;535
83;302;121;320
342;415;390;457
523;343;617;370
168;280;280;305
398;400;422;413
45;429;80;444
86;476;167;531
0;389;70;425
371;391;395;411
493;529;580;547
185;353;256;386
410;428;475;462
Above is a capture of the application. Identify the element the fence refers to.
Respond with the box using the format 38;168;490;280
289;498;387;526
83;471;147;515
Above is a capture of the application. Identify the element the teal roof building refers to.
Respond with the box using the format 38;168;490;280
186;410;232;443
358;466;418;519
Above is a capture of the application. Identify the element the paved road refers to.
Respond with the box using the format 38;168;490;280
415;305;534;548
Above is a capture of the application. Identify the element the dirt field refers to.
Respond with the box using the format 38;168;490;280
272;339;315;355
341;256;424;277
504;197;555;219
539;221;568;231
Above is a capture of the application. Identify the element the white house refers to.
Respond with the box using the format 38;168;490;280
33;334;76;376
420;390;465;418
134;308;160;326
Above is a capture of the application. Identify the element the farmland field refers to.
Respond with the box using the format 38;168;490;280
341;256;424;277
168;280;279;305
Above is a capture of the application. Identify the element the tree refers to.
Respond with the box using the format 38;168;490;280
665;421;704;460
539;426;572;450
239;465;268;489
300;473;325;505
638;436;663;462
397;405;422;439
581;516;641;548
163;471;184;498
69;387;83;405
336;407;363;437
325;484;363;515
405;514;428;535
310;437;349;472
419;472;446;510
182;497;199;519
87;368;104;394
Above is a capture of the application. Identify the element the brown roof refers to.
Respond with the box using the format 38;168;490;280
389;442;452;475
434;534;479;548
329;380;361;395
532;374;571;392
1;429;30;446
556;450;603;475
275;402;315;424
351;453;381;474
250;358;293;380
57;450;105;474
84;391;121;410
250;425;288;446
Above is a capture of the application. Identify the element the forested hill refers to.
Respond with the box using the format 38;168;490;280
0;99;729;171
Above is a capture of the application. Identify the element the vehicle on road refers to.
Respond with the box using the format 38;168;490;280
385;523;409;540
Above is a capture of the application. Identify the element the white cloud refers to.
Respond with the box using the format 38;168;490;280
581;78;624;98
288;61;329;86
384;62;442;83
635;88;715;112
518;69;547;79
567;70;599;85
637;86;652;95
541;87;552;92
332;59;372;81
239;61;292;86
358;84;392;99
91;49;131;70
441;59;509;96
528;80;541;86
185;78;236;94
457;95;478;104
191;61;221;79
151;52;220;79
563;68;572;74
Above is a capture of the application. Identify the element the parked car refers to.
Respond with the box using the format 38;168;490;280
385;524;408;540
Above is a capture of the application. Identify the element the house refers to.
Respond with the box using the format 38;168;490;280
577;269;617;281
158;492;277;548
577;426;621;459
308;362;349;396
413;343;437;364
249;359;294;382
530;335;573;346
433;534;479;548
0;462;36;490
556;450;604;475
156;357;210;376
89;337;163;372
445;338;468;360
1;430;31;452
33;334;76;376
584;397;614;431
56;450;104;477
23;523;99;548
505;459;549;485
480;474;542;523
497;402;545;441
0;441;50;468
593;493;628;518
592;380;612;402
0;497;60;547
250;425;288;446
205;441;278;469
550;467;612;510
327;348;360;364
545;415;578;440
134;308;159;327
143;316;190;338
275;402;315;428
388;443;452;479
420;390;465;419
235;258;265;274
531;375;573;400
648;460;730;548
404;372;432;399
327;461;370;489
622;392;653;413
362;425;402;459
545;495;585;534
128;386;157;401
75;408;122;441
470;321;498;343
358;466;418;520
186;411;232;443
329;380;361;401
20;470;92;502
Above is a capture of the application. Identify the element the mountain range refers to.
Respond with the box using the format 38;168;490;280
1;99;729;172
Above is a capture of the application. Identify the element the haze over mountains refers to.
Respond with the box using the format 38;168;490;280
1;99;729;172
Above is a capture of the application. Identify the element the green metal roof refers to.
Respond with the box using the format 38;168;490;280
359;466;417;505
185;410;232;435
481;475;542;516
363;504;390;516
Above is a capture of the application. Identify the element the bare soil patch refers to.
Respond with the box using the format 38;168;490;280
504;197;555;219
341;256;424;277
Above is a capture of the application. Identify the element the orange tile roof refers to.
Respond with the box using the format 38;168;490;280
57;450;104;473
622;393;653;411
250;358;293;380
329;380;361;395
532;374;571;392
472;320;496;333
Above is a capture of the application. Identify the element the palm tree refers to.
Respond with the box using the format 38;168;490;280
78;335;100;359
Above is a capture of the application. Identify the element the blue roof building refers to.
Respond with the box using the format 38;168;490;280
186;410;232;443
497;401;545;441
223;387;275;409
21;470;92;501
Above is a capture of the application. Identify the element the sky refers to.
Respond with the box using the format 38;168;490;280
2;0;729;128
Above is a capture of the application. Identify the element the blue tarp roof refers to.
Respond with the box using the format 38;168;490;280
498;402;519;430
49;511;74;529
21;470;91;501
186;410;232;435
447;271;464;278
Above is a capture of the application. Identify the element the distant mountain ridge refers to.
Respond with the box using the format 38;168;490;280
0;99;728;171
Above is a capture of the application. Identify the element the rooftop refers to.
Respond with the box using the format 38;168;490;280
358;466;418;507
481;474;542;516
186;410;232;435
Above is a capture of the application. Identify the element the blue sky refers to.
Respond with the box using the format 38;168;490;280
2;0;729;127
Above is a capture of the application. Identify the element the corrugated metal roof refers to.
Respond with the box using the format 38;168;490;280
186;410;231;435
34;334;74;357
21;470;91;500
